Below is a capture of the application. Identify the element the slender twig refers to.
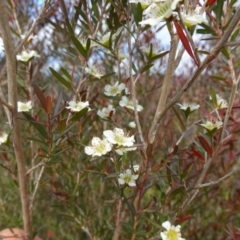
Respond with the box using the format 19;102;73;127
30;165;45;211
220;56;240;142
148;23;179;144
127;5;145;145
0;0;31;239
197;166;240;188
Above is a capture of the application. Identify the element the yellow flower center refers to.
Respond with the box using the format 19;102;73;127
166;229;178;240
95;143;106;153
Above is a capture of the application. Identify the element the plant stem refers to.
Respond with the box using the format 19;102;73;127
0;0;31;239
148;23;178;144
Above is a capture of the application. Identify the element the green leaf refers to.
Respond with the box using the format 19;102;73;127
231;27;240;41
22;112;48;139
53;122;78;142
26;137;47;145
215;0;224;24
221;47;230;59
65;18;74;35
210;75;226;81
123;194;136;215
132;3;143;25
49;67;74;91
61;67;72;80
149;50;169;63
70;108;88;122
197;23;217;35
71;35;87;59
140;63;153;73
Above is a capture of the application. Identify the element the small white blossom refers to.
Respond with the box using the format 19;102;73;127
128;121;136;128
140;45;160;57
181;8;206;27
119;96;143;112
115;146;137;155
133;164;140;172
20;33;37;42
160;221;185;240
200;119;223;131
17;101;32;112
85;65;104;79
210;94;228;109
233;0;240;9
178;103;200;112
103;128;135;147
129;0;160;8
66;100;90;112
97;105;115;119
0;38;4;52
16;50;40;62
84;137;112;156
104;82;126;97
118;169;139;187
0;133;8;144
139;0;180;26
95;31;119;47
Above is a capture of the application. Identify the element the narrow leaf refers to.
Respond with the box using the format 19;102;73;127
174;21;199;66
141;63;153;73
49;67;74;91
198;135;213;157
33;84;47;113
70;108;88;122
71;35;87;59
22;112;48;138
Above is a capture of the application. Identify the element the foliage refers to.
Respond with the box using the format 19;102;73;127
0;0;240;239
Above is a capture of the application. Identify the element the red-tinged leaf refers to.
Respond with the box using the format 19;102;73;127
206;0;216;6
191;148;205;162
45;96;52;114
174;21;199;66
175;215;192;224
33;84;47;113
198;135;213;157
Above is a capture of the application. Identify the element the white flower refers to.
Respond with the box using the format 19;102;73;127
104;82;126;97
200;119;223;131
115;146;137;155
118;169;139;187
119;96;143;112
0;38;4;52
84;137;112;156
17;101;32;112
0;133;8;144
97;105;115;119
133;164;140;172
95;31;118;47
210;94;228;109
66;100;90;112
233;0;240;9
129;0;159;8
181;8;206;27
16;50;40;62
178;103;200;112
78;37;90;49
139;0;180;26
103;128;135;147
20;33;37;42
128;121;136;128
160;221;185;240
140;45;161;57
85;64;104;79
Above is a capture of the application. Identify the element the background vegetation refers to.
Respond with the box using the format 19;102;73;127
0;0;240;239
